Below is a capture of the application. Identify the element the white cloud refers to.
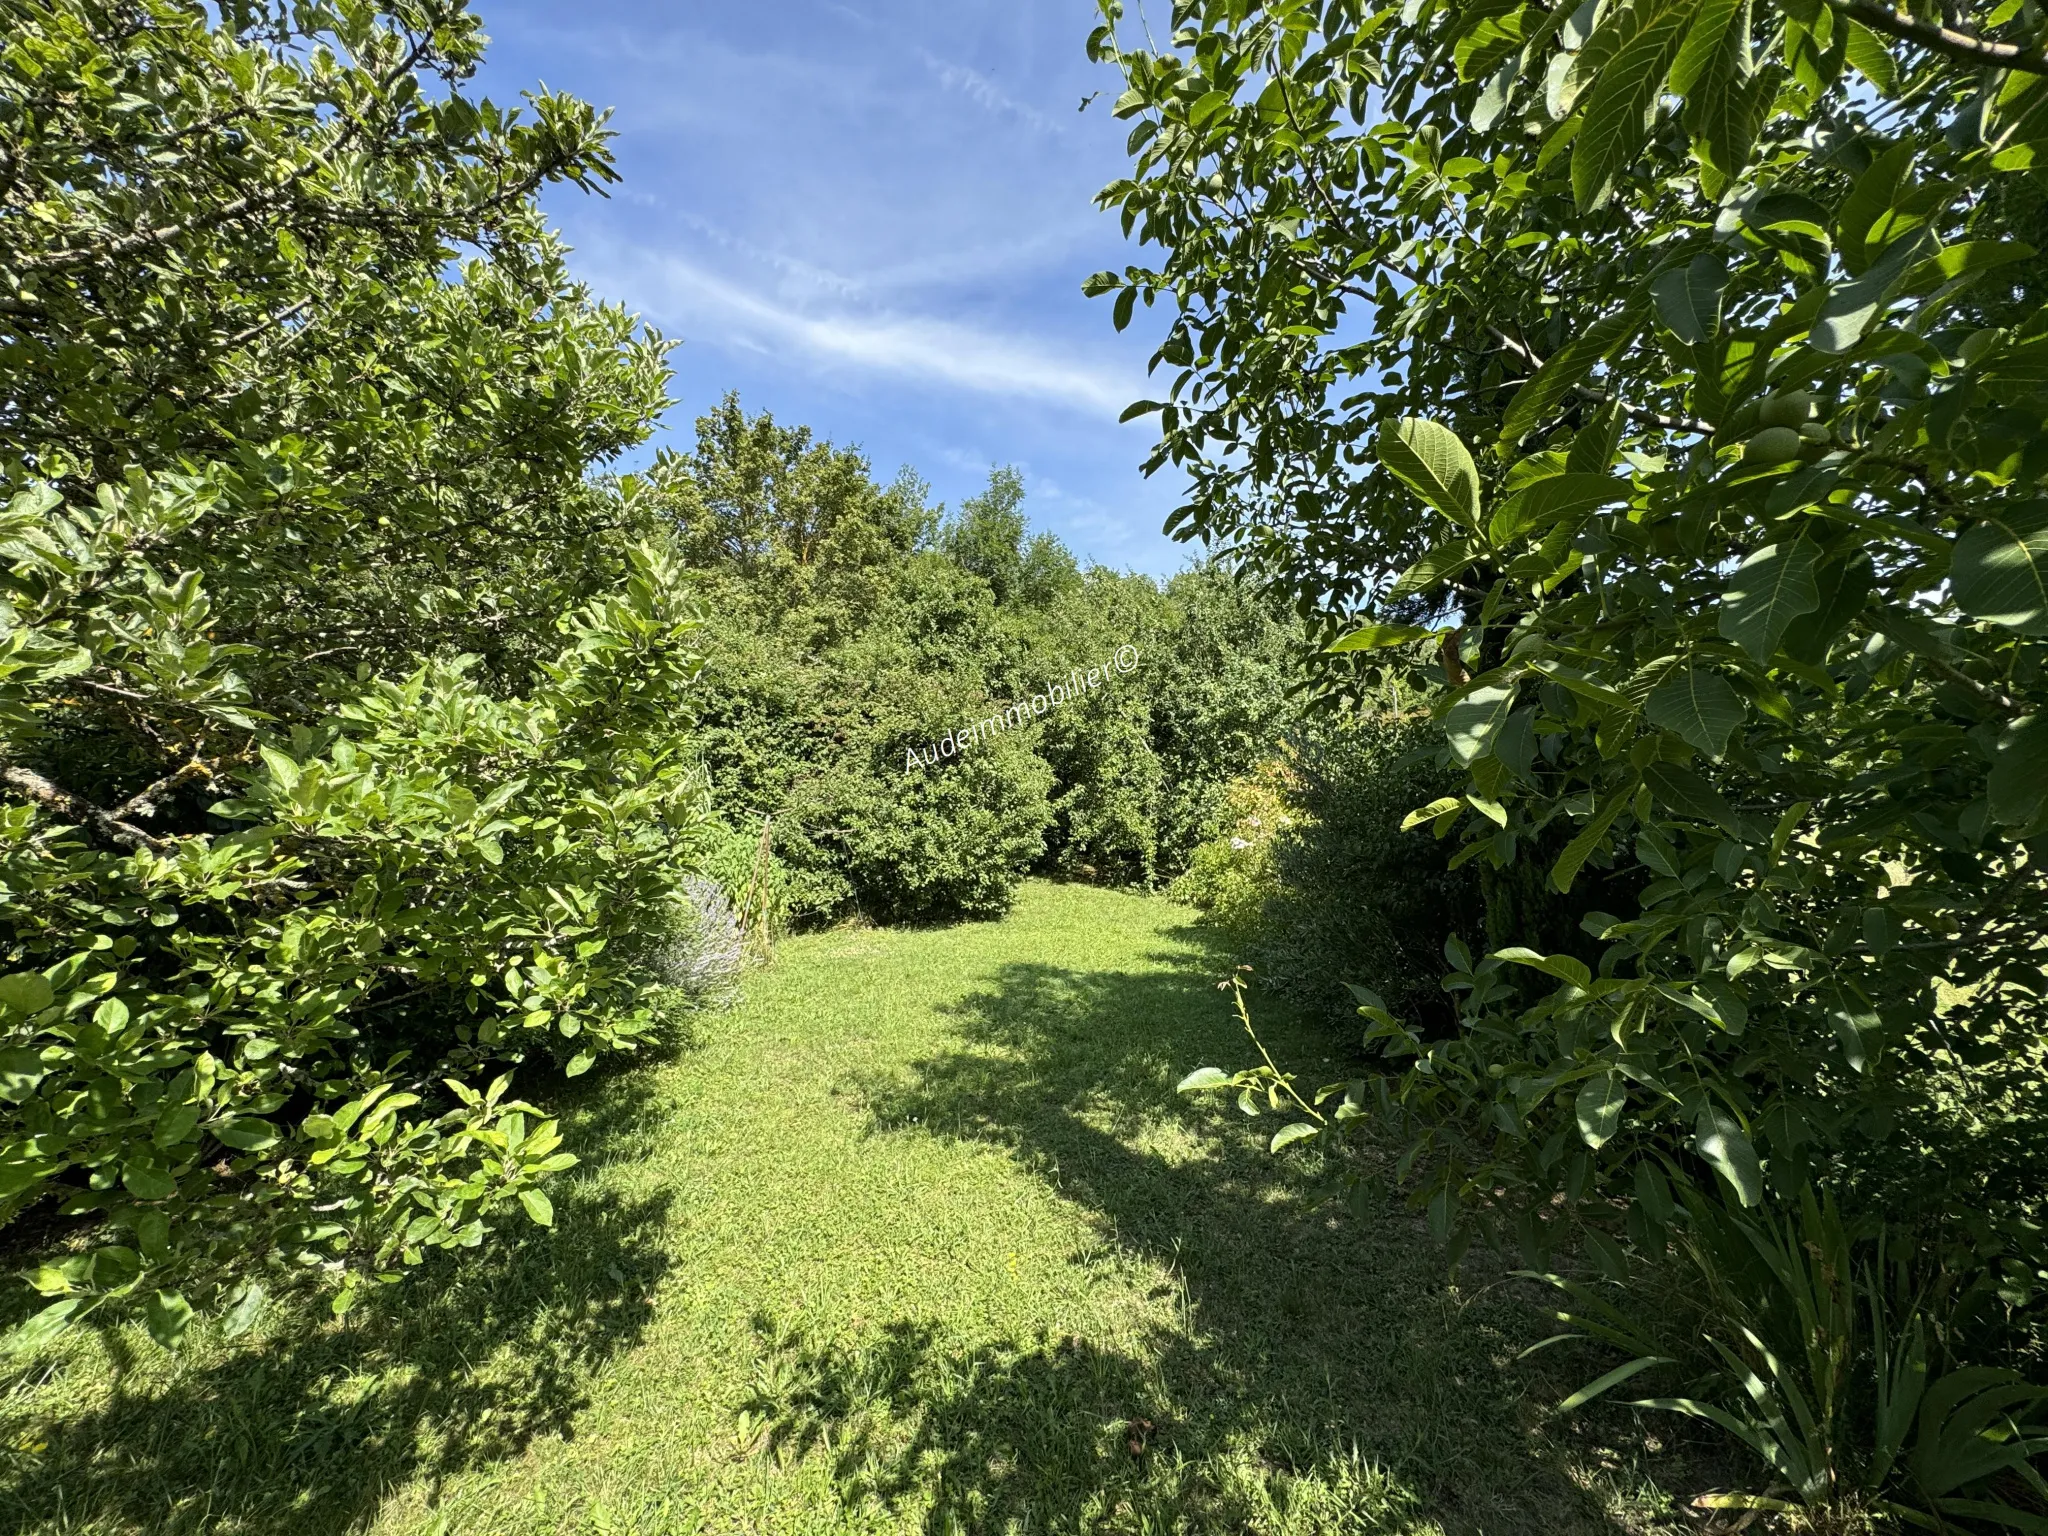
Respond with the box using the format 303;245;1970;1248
589;246;1138;418
934;443;997;476
917;50;1063;135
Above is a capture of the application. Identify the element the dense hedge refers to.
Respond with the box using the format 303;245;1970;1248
1176;714;1480;1030
656;397;1308;927
0;0;713;1344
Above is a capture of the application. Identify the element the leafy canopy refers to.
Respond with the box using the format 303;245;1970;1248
1092;0;2048;1328
0;0;703;1346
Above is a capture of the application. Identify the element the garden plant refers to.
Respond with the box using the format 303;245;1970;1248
1088;0;2048;1520
0;0;1317;1358
0;0;708;1344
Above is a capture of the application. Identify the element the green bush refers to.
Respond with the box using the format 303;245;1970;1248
1038;700;1165;884
695;817;788;945
1145;566;1311;873
1173;715;1481;1028
1098;0;2048;1304
659;398;1309;923
0;1;700;1343
1259;715;1479;1029
1104;0;2048;1506
836;711;1057;923
1166;760;1296;943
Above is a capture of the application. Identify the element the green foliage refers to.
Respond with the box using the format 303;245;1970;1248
940;467;1083;609
1175;713;1481;1027
1529;1186;2048;1528
1264;714;1487;1027
696;816;790;953
655;419;1065;923
655;399;1309;923
663;393;936;592
835;710;1057;924
1032;688;1164;884
1091;0;2048;1333
0;1;704;1341
1144;564;1314;871
1167;761;1297;942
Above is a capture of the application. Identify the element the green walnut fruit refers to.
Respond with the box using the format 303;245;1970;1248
1719;401;1761;445
1742;426;1804;465
1759;390;1814;428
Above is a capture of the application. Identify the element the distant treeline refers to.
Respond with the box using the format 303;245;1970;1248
653;395;1307;927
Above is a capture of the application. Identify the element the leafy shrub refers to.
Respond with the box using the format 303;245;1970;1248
660;399;1308;922
1175;715;1480;1028
1033;679;1165;885
696;816;789;953
1100;0;2048;1494
1144;567;1313;872
1258;714;1480;1029
1097;0;2048;1290
833;715;1057;924
0;1;697;1343
1167;760;1297;943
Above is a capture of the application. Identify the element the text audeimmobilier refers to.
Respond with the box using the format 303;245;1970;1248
903;644;1140;772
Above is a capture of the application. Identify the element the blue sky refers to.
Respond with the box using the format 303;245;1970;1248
468;1;1192;575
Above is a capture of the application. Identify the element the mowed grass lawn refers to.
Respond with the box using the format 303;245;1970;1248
0;882;1697;1535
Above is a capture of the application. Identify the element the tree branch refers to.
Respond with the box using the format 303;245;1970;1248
1911;647;2024;717
110;759;213;822
1827;0;2048;76
1867;609;2025;717
225;296;313;350
3;766;169;851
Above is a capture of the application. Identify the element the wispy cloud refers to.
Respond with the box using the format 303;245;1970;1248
660;210;1088;307
918;50;1063;135
475;0;1188;573
589;246;1137;418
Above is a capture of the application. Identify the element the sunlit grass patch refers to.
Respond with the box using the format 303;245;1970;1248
0;882;1700;1534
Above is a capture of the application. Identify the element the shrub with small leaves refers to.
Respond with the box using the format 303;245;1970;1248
0;1;704;1346
651;875;747;1007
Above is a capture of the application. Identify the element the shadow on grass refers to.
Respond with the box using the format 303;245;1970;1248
799;934;1681;1535
741;1312;1435;1534
0;1064;679;1536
